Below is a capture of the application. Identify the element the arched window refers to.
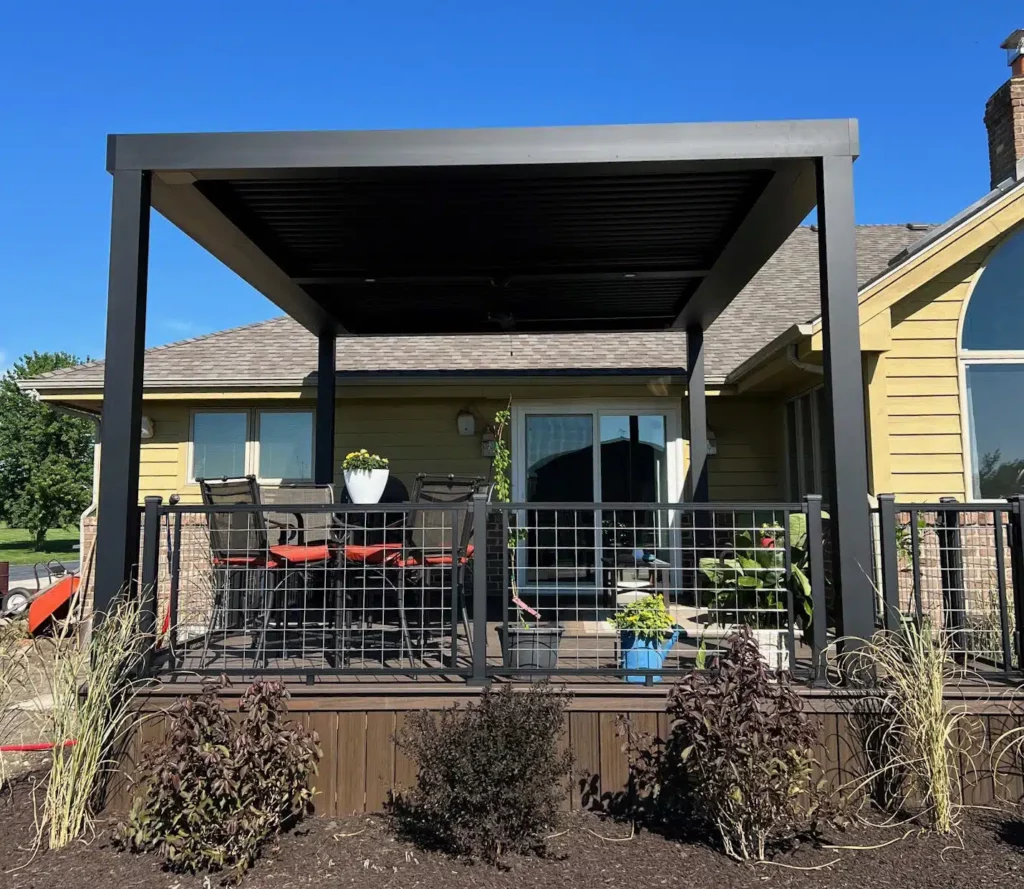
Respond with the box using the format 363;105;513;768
962;226;1024;498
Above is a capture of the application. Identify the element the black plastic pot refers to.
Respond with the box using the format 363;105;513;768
497;624;564;672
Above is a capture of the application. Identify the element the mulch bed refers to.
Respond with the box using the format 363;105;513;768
4;776;1024;889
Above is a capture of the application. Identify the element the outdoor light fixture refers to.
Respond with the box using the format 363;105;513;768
140;416;154;440
707;429;717;456
457;410;476;437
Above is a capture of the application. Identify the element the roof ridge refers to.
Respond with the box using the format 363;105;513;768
30;315;292;381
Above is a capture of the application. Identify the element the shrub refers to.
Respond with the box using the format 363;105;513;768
119;679;320;880
666;627;823;860
391;683;572;861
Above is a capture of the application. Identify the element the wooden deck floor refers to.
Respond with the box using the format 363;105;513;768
159;620;820;687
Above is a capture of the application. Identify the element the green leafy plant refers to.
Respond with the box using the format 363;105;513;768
666;627;824;860
491;401;539;627
391;683;572;862
609;593;675;642
699;513;817;630
341;448;389;471
119;679;321;881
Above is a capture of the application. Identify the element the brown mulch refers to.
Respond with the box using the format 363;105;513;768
4;778;1024;889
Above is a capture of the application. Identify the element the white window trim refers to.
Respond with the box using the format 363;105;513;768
783;387;823;500
957;241;1024;502
187;407;316;485
509;398;683;595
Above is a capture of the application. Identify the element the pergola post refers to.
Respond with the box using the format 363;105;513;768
315;331;336;486
686;325;709;503
94;169;151;614
816;155;874;641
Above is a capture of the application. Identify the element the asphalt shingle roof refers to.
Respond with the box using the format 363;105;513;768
30;225;929;391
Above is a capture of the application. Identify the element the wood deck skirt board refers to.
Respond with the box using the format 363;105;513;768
111;682;1024;816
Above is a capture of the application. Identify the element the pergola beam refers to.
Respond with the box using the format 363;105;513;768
673;160;818;330
107;120;859;174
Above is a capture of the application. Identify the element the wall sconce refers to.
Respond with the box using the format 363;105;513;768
457;410;476;437
140;416;155;440
480;424;497;458
707;428;717;457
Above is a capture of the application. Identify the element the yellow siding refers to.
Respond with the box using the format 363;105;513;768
705;397;783;501
130;386;785;504
883;258;980;502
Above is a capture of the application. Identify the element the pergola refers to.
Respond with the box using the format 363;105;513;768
96;119;873;639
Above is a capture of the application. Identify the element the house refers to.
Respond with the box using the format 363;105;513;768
20;33;1024;690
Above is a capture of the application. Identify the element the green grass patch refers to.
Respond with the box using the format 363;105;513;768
0;525;79;566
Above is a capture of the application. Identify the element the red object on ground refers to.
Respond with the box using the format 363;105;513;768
27;574;80;635
0;739;77;753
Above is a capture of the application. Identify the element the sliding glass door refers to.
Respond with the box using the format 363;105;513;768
513;404;679;591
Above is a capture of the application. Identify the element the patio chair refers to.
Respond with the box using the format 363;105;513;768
198;476;337;670
401;474;489;663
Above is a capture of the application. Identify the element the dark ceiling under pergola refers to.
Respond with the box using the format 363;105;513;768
109;120;859;337
194;166;772;333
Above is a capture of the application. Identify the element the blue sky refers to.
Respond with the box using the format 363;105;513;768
0;1;1019;369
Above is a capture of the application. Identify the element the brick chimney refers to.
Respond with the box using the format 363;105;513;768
985;30;1024;188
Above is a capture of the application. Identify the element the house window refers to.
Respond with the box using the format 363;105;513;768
256;411;314;482
189;409;315;483
784;388;830;501
191;412;248;480
961;226;1024;499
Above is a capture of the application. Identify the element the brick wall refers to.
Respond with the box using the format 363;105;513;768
985;76;1024;188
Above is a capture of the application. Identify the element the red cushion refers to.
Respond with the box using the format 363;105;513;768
343;543;403;564
212;555;263;566
270;544;330;563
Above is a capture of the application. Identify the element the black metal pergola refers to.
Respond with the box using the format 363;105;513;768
96;119;873;639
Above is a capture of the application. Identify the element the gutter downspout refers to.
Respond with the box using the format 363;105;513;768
787;344;824;376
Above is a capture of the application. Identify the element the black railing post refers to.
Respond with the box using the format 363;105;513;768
804;495;827;677
877;494;901;632
1006;495;1024;668
937;497;965;656
140;496;162;673
470;493;490;686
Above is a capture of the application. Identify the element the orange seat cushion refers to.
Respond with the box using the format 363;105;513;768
270;544;330;564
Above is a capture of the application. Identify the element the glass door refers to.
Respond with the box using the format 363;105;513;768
523;414;596;585
515;407;673;592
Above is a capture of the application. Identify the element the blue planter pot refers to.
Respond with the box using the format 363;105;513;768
620;629;680;683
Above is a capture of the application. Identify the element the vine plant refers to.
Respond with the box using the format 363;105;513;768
491;400;539;628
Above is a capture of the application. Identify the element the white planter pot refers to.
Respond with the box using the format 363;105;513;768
343;468;389;504
685;620;791;674
748;628;790;672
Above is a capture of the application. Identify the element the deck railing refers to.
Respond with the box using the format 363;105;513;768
133;494;1024;684
135;496;831;684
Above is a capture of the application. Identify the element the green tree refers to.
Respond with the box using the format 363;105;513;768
0;352;94;546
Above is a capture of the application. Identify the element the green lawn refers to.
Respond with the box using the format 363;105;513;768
0;525;79;566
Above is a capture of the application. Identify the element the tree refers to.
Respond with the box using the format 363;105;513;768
0;352;95;546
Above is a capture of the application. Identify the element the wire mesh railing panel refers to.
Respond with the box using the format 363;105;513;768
485;502;821;681
161;503;470;679
891;504;1017;674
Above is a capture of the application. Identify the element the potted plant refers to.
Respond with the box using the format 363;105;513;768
697;514;817;670
489;403;564;671
609;593;680;683
341;449;390;504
